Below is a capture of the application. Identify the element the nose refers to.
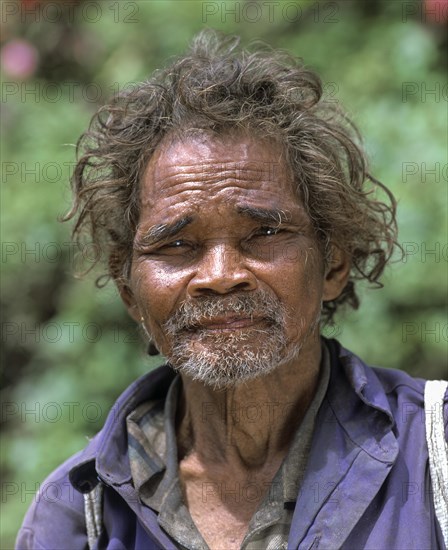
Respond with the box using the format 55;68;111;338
187;242;258;297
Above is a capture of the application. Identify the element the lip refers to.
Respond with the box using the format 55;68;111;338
196;316;266;331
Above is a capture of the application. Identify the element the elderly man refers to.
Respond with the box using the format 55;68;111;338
17;30;447;550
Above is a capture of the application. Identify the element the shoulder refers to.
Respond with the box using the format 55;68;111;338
330;337;440;403
15;365;175;550
330;338;447;440
371;362;447;438
371;364;426;409
16;451;87;549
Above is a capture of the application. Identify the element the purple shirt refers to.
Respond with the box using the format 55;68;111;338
16;339;448;549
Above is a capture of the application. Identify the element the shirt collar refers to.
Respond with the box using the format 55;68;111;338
325;339;396;463
69;364;176;493
126;375;182;511
334;341;395;427
282;342;331;503
69;338;396;494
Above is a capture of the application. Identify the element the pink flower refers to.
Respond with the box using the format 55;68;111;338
1;39;39;79
424;0;448;23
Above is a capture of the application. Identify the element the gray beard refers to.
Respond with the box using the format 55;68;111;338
169;326;298;389
161;291;316;390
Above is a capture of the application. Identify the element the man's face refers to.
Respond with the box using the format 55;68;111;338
124;133;347;388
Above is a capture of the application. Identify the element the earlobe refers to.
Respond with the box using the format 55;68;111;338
109;251;141;322
322;246;351;302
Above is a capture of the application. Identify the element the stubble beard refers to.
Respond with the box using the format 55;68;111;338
162;290;319;390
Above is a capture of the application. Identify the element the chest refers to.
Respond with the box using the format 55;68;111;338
179;463;278;549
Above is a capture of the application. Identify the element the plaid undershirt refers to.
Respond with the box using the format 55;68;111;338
126;341;330;550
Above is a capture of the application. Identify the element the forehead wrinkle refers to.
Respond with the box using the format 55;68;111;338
156;166;278;186
161;159;277;171
143;179;281;207
157;153;279;172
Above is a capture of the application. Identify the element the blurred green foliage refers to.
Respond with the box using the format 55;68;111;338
1;1;447;547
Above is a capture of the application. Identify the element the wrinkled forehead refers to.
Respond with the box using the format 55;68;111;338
141;130;297;201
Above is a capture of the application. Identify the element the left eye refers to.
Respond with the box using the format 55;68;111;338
257;226;280;236
166;240;185;248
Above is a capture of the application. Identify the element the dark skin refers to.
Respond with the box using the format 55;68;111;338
120;133;350;549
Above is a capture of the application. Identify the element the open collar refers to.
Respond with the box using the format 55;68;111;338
69;364;176;493
69;339;397;496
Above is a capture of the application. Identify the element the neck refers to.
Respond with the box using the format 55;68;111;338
176;334;322;471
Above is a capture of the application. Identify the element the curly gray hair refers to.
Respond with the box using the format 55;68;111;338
64;29;400;324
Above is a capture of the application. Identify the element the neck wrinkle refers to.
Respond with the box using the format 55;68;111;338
176;336;322;471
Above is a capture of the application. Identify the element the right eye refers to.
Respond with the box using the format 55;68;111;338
152;239;198;258
254;226;281;237
163;240;186;248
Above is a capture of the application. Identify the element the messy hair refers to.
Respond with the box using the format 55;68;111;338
64;29;400;324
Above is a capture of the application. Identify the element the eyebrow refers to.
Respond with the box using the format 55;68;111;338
236;205;292;225
139;216;194;246
137;206;294;247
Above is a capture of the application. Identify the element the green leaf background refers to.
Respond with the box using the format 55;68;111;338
1;1;447;546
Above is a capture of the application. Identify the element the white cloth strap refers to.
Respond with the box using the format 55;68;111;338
425;379;448;546
83;483;103;550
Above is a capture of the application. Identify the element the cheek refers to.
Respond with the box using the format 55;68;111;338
131;263;189;322
275;253;325;325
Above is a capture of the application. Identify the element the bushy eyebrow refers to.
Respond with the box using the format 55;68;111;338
136;206;294;248
236;205;292;225
137;216;193;246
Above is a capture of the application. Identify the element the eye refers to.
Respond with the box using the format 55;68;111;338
255;226;281;237
153;239;200;259
165;239;185;248
158;239;195;253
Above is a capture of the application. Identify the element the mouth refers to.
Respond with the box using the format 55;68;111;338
190;316;268;332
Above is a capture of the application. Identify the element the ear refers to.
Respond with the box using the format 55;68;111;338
109;250;142;323
117;281;142;323
322;245;351;302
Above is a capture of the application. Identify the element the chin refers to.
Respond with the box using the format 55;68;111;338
167;331;302;390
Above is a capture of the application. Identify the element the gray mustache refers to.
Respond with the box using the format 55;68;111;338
164;291;285;335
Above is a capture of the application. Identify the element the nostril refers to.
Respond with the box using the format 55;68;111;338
193;281;253;297
233;282;251;291
197;286;238;296
195;288;224;297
